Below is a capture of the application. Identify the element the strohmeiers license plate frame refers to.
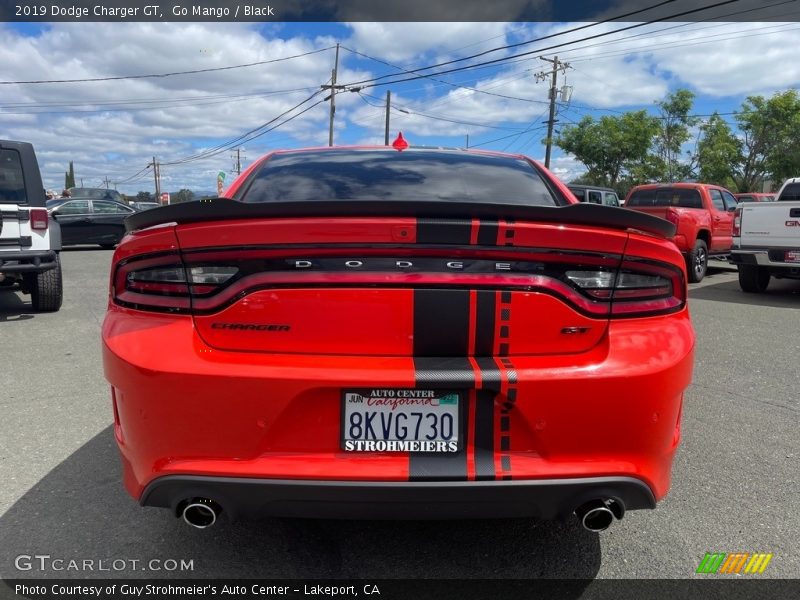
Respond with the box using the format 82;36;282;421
784;250;800;263
340;388;462;453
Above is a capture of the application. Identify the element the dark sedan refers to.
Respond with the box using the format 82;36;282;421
49;198;135;248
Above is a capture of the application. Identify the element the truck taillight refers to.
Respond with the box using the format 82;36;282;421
30;208;49;231
732;207;742;237
664;208;680;227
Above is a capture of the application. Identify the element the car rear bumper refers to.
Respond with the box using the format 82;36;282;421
0;249;58;273
141;474;655;520
103;306;694;517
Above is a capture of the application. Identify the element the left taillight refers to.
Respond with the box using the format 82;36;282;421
30;208;49;231
732;206;742;237
112;253;239;313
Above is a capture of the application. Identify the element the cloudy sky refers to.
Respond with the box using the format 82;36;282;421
2;12;800;196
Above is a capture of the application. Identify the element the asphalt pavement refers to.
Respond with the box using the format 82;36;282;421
0;251;797;581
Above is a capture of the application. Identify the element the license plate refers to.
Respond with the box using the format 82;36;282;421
341;388;460;453
785;251;800;263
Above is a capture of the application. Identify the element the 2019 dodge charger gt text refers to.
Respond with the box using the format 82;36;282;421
102;147;695;531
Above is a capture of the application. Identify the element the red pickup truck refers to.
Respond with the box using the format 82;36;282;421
625;183;738;282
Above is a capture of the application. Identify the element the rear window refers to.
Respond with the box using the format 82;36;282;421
568;187;586;201
0;149;26;204
779;183;800;201
237;150;562;206
737;195;755;202
626;188;703;209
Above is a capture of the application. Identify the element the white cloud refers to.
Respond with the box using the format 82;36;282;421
1;19;799;195
344;22;513;63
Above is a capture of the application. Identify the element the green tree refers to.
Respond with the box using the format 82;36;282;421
694;113;741;190
653;89;699;182
136;191;153;203
172;189;195;204
734;89;800;191
64;161;76;189
556;110;660;188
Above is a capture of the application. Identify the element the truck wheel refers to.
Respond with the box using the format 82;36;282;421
686;239;708;283
738;265;770;293
27;256;63;312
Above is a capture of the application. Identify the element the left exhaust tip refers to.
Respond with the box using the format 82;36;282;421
181;498;221;529
575;499;624;532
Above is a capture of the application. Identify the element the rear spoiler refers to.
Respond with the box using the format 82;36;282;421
125;198;676;239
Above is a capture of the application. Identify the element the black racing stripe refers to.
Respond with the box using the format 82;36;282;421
474;390;496;481
474;290;496;357
476;357;502;393
416;218;472;244
413;357;476;389
413;290;470;356
477;221;499;246
410;358;473;482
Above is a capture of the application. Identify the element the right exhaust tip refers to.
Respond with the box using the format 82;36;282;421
181;499;221;529
575;499;624;532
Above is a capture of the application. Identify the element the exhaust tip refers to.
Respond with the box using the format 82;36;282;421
575;499;624;532
181;499;221;529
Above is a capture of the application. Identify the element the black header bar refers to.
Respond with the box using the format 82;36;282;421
2;0;795;23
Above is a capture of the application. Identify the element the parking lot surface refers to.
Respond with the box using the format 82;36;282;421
1;250;798;579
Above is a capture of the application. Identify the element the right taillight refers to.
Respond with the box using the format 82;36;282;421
732;207;742;237
566;260;685;318
30;208;49;231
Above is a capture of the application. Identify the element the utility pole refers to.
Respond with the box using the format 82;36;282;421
535;56;571;169
321;43;340;147
231;148;245;175
150;157;161;201
103;176;111;189
384;90;391;145
465;134;469;149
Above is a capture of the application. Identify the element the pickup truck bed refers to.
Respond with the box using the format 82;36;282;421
625;183;738;283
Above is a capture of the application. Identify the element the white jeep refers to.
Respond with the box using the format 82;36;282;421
0;140;63;312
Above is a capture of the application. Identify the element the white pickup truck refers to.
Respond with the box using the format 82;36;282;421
730;178;800;292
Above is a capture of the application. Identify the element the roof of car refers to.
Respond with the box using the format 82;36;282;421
566;185;617;193
629;182;732;192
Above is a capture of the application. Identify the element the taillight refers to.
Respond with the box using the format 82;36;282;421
664;208;680;228
30;208;49;231
732;207;742;237
112;253;238;312
566;260;685;317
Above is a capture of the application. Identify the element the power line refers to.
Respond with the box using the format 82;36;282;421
0;47;335;85
161;90;328;166
565;22;800;64
357;92;531;132
553;0;799;62
342;0;681;88
0;86;320;111
339;0;743;91
341;46;550;106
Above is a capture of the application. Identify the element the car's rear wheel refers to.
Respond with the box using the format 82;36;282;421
686;239;708;283
738;265;770;293
26;255;63;312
